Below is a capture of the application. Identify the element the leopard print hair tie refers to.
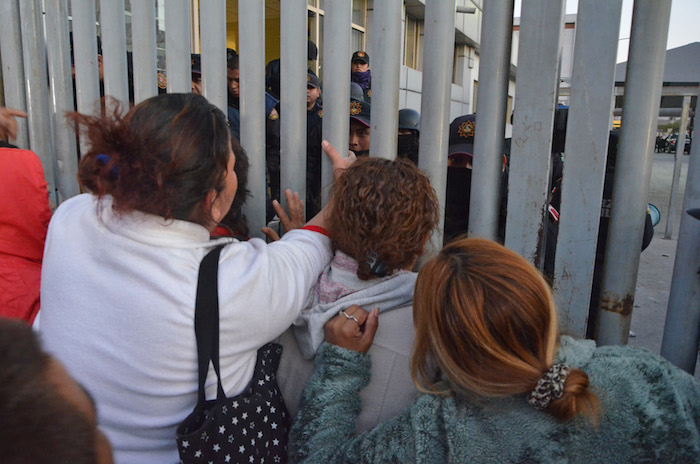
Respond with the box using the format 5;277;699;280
528;363;571;410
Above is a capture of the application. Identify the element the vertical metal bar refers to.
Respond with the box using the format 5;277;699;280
321;0;352;205
596;0;672;346
468;0;514;240
164;0;191;94
71;0;101;157
131;0;158;103
0;0;29;149
417;0;455;256
239;0;267;238
199;0;227;114
664;95;691;239
19;0;58;205
505;0;565;267
553;0;623;337
99;0;129;107
45;0;80;203
660;109;700;374
368;0;402;160
280;0;308;206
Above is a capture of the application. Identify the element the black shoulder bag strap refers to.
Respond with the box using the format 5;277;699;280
194;245;227;406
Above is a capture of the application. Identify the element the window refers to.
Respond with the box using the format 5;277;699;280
403;15;422;71
352;0;366;28
307;0;366;77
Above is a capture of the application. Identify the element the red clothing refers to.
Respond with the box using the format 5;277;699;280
0;147;51;323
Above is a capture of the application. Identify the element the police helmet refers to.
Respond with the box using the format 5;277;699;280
350;82;364;102
398;109;420;132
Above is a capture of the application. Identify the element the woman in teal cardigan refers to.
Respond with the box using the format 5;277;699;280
289;238;700;463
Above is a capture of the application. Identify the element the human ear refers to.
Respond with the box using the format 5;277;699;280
206;189;226;225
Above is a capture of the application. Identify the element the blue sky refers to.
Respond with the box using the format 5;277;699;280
513;0;700;63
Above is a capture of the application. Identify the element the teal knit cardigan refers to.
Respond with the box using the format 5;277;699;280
289;336;700;463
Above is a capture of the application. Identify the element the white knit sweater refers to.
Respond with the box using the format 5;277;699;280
39;194;332;464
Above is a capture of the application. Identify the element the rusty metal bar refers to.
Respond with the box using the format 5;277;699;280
596;0;672;346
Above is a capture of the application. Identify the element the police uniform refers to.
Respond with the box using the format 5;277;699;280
351;51;372;104
228;85;281;222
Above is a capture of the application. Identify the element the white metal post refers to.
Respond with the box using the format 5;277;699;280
596;0;672;346
417;0;456;256
321;0;352;205
506;0;566;268
664;95;691;239
200;0;227;114
131;0;158;103
0;0;29;149
660;100;700;373
239;0;267;238
45;0;80;202
100;0;130;107
71;0;101;155
552;0;623;337
19;0;58;205
280;0;308;206
164;0;191;94
468;0;514;240
369;0;402;160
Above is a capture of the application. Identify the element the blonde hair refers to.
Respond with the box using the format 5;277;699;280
411;238;598;422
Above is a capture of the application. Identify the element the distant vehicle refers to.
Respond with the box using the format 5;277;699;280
667;133;691;154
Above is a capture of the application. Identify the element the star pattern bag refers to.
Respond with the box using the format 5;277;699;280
176;246;290;463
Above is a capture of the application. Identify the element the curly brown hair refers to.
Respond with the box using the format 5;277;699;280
328;157;440;280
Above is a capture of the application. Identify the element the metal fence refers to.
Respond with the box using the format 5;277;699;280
1;0;697;373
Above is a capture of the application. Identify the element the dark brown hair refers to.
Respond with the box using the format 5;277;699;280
0;319;97;463
411;238;599;423
328;157;440;280
73;93;230;226
218;138;250;237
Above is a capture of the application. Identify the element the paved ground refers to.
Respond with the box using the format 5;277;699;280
626;151;699;379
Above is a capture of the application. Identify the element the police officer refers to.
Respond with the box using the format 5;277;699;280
444;114;508;245
306;73;323;219
227;53;281;221
397;108;420;165
190;54;202;95
351;51;371;103
349;99;371;157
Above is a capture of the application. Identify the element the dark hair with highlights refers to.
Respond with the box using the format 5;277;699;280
411;238;599;423
73;93;231;226
328;157;439;280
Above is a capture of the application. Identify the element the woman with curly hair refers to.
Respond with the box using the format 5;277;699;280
289;238;700;463
277;157;440;432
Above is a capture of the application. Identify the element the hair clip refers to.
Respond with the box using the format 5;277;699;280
365;251;388;277
96;153;120;178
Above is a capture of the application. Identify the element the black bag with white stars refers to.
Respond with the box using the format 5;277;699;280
176;246;290;464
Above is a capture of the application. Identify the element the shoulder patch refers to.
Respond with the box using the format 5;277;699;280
366;89;372;98
268;108;279;120
317;109;322;118
157;72;167;89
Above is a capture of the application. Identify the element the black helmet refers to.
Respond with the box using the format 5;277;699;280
350;82;364;102
398;108;420;132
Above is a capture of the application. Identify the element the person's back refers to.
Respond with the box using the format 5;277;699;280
39;94;340;463
289;238;700;463
279;158;440;432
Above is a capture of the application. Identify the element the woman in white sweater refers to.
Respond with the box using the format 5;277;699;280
39;93;350;463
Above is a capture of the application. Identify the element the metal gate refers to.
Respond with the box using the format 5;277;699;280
1;0;697;373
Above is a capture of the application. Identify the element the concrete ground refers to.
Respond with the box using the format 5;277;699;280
626;151;699;379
